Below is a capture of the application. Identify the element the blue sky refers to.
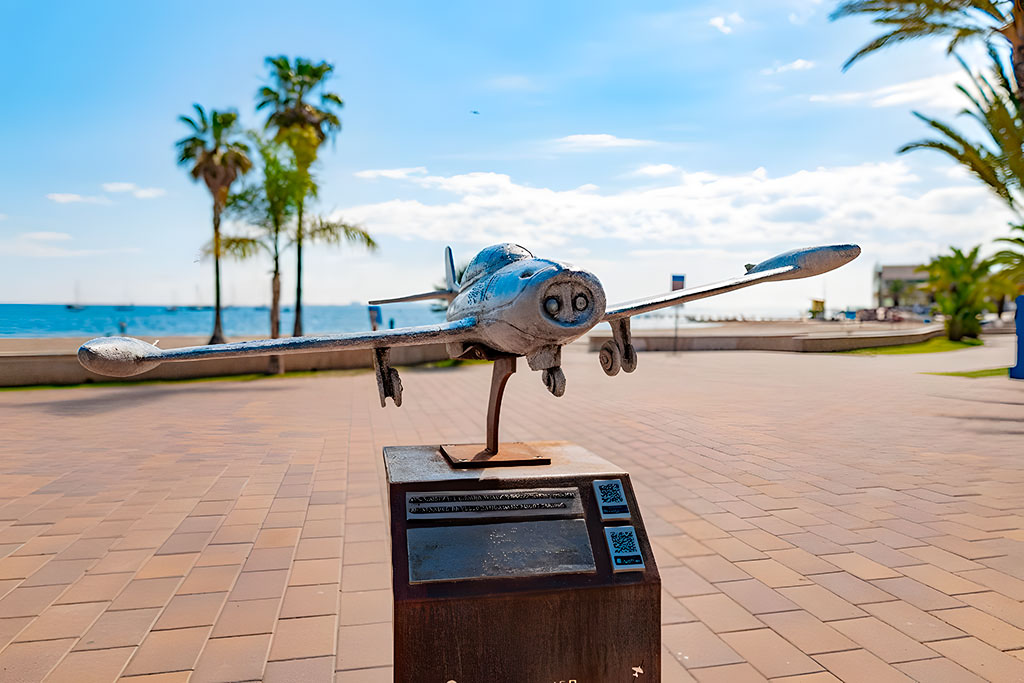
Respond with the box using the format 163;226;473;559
0;0;1012;315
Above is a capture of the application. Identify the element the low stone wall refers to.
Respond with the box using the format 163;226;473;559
587;324;946;354
0;343;450;387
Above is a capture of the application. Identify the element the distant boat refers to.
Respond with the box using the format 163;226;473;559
66;304;85;311
165;306;178;312
114;305;134;312
67;282;86;310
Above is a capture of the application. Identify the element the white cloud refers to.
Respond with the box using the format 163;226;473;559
788;0;822;25
811;72;964;110
101;182;166;199
555;134;657;150
337;162;1011;256
633;164;679;177
486;75;539;91
354;167;428;180
709;12;743;34
46;193;111;205
0;232;140;258
22;231;72;241
761;59;815;75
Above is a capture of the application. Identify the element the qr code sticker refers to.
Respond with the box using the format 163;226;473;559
598;482;624;504
609;529;638;554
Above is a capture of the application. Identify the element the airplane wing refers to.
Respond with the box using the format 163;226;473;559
604;244;860;321
78;317;478;378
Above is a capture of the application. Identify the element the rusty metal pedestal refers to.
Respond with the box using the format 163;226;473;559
384;442;661;682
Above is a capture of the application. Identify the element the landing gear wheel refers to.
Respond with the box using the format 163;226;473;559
389;367;404;407
621;344;637;373
542;366;566;397
599;340;621;376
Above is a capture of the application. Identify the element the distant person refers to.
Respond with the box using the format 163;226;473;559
118;320;127;335
389;318;395;329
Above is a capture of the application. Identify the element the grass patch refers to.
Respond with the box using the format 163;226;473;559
417;358;491;369
838;337;984;355
924;367;1011;378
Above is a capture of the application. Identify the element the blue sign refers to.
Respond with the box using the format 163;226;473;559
671;274;686;291
1012;295;1024;380
368;305;383;330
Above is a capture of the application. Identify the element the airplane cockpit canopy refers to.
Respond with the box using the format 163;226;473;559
460;243;533;288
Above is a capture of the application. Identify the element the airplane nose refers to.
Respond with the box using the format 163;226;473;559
537;269;606;328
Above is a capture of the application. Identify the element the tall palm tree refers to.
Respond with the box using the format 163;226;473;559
256;56;343;336
918;245;993;339
832;1;1024;92
992;222;1024;286
220;134;303;353
176;105;253;344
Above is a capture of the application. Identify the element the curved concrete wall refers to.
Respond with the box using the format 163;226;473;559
0;343;450;387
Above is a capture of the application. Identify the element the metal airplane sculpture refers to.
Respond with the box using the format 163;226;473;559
78;242;860;465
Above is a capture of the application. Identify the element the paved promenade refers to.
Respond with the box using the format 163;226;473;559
0;337;1021;682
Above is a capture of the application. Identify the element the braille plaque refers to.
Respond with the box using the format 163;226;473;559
406;487;582;520
593;479;631;520
604;525;645;572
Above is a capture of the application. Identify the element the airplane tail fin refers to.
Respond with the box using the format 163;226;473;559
368;245;460;306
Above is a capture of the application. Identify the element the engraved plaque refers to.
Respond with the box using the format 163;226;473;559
593;479;631;520
407;519;596;583
406;487;582;520
604;525;645;572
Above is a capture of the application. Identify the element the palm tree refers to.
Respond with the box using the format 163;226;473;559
219;134;303;369
303;214;379;270
918;245;993;339
993;222;1024;284
832;1;1024;92
176;105;253;344
257;56;343;336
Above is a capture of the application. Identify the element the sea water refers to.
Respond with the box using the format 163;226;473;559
0;303;716;338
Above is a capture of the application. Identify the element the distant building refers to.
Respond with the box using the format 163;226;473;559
874;264;930;308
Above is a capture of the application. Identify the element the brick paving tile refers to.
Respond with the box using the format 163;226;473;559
821;553;902;581
769;673;841;682
74;608;160;651
43;646;135;683
691;662;769;682
811;572;895;605
899;564;987;595
829;616;938;663
758;610;858;655
765;548;839;576
109;577;181;611
862;600;966;642
661;565;718;598
14;601;106;642
289;557;342;586
928;636;1024;680
0;637;75;682
135;553;198;579
702;537;767;562
961;590;1024;629
116;670;191;682
269;614;337;660
663;621;743;669
903;546;984;573
122;625;211;676
934;606;1024;650
229;569;289;601
894;656;987;683
90;549;153;575
176;564;241;595
339;589;392;626
335;665;393;682
264;655;336;682
0;616;32;650
0;554;50;580
720;627;824;678
296;536;344;561
736;558;813;588
152;591;227;630
681;593;763;633
211;597;280;637
683;554;751;583
341;562;391;593
776;585;866;622
279;583;339;618
957;568;1024;601
0;584;65;618
870;576;965;611
717;578;799;615
191;633;272;682
242;547;293;572
663;592;697;624
813;649;914;682
336;621;394;671
255;528;301;549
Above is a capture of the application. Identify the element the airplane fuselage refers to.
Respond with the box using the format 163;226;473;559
443;244;606;366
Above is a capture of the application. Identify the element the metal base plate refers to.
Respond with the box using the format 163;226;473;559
440;442;551;468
